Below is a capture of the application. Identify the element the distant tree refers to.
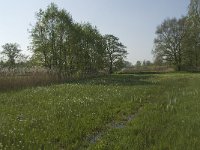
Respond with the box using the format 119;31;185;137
16;54;29;66
142;60;146;66
1;43;21;68
113;59;132;71
142;60;151;66
135;61;142;67
124;61;132;68
153;17;187;71
104;34;127;74
145;60;152;66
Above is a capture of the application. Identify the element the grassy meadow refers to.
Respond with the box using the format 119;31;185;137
0;73;200;149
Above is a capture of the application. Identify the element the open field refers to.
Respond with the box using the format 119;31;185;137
0;73;200;149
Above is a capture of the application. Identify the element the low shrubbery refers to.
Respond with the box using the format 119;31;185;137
118;66;175;74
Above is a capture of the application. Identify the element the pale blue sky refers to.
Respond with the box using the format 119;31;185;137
0;0;189;63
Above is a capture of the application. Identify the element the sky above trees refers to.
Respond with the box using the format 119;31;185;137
0;0;189;63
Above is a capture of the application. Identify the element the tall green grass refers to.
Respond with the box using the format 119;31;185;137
0;73;200;149
89;74;200;150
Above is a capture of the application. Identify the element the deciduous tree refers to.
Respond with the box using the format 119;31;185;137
104;34;127;73
153;17;186;70
1;43;21;68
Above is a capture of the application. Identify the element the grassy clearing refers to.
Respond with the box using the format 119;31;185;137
0;73;200;149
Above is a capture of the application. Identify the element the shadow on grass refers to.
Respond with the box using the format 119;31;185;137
67;74;156;86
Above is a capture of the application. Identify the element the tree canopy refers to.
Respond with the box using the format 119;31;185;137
104;34;127;73
153;0;200;71
30;3;127;75
153;17;186;70
1;43;21;68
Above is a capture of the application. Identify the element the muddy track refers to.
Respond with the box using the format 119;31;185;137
85;105;144;145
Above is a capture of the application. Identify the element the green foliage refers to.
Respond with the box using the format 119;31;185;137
104;34;127;73
31;3;126;75
183;0;200;68
153;0;200;71
135;60;142;67
153;17;186;71
142;60;152;66
1;43;22;68
31;3;73;73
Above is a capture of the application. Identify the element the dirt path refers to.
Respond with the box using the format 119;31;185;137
86;105;144;145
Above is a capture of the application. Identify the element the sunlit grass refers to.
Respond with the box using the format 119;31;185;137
0;73;200;149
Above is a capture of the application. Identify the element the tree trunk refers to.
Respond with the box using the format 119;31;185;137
109;61;113;74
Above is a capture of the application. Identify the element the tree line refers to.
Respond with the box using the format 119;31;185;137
153;0;200;71
0;3;127;75
3;1;199;74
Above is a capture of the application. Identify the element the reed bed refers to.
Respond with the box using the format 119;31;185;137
0;67;66;91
